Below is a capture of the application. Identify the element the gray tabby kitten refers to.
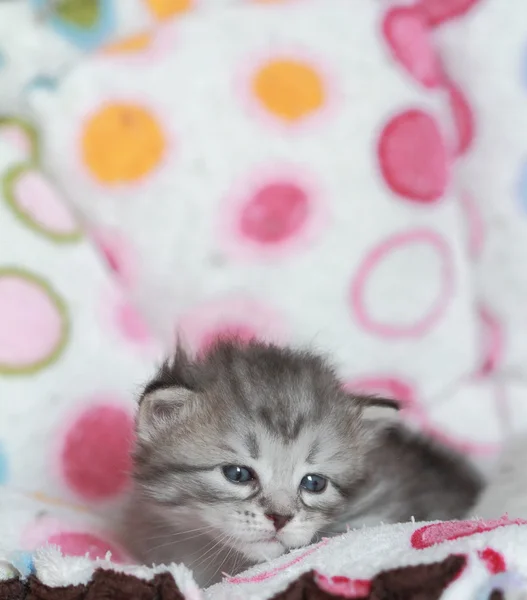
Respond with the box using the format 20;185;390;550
123;340;482;585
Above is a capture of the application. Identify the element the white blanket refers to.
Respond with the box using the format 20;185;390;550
0;488;525;599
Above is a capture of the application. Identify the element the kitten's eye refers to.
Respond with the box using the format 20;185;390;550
300;474;327;493
222;465;255;484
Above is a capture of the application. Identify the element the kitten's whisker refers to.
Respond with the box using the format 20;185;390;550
188;534;224;567
191;532;229;572
138;519;205;532
141;526;215;545
146;528;216;554
208;535;237;585
133;523;214;542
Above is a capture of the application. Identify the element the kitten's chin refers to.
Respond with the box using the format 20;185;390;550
240;540;286;563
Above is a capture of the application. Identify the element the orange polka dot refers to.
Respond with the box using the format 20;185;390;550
103;32;153;54
145;0;192;20
252;59;325;122
82;103;166;184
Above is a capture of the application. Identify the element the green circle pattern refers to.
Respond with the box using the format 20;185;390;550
0;267;70;376
3;164;83;243
0;116;82;244
0;116;40;164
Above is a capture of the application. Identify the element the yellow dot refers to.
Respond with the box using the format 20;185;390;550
103;32;153;54
252;59;325;122
145;0;192;20
82;103;166;184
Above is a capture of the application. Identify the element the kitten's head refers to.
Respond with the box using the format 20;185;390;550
132;340;398;563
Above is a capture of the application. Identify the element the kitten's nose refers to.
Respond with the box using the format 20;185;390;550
265;513;292;531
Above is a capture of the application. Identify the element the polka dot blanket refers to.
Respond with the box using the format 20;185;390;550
26;0;488;451
1;0;527;597
2;511;527;598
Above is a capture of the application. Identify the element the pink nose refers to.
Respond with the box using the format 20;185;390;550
265;513;293;531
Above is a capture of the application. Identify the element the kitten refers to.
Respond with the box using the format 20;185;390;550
123;340;482;585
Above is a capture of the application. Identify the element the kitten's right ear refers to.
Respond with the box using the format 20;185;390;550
137;386;198;441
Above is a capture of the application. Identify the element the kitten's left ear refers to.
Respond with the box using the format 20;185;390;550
355;395;400;422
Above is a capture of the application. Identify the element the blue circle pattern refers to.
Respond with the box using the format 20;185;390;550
29;0;115;51
24;75;59;96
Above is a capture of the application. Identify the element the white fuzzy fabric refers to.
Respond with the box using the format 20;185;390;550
433;0;527;436
1;497;527;599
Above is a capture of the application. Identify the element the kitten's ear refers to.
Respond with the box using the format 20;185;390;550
355;395;400;423
137;386;199;441
137;343;201;440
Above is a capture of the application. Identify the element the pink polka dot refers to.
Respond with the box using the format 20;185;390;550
447;81;474;156
0;269;68;374
46;532;128;563
477;306;504;377
178;295;288;355
350;229;454;338
419;0;482;27
411;517;527;549
478;548;506;574
99;286;159;357
383;6;443;89
91;227;138;290
314;573;371;598
115;301;153;346
60;401;134;501
459;192;484;260
8;168;80;239
200;324;258;355
239;181;309;244
219;165;329;260
378;110;449;203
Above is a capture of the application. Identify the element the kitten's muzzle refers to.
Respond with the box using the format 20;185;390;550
265;513;293;531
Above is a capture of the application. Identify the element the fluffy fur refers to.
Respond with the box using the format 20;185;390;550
123;340;482;585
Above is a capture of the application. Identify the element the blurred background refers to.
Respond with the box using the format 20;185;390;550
0;0;526;562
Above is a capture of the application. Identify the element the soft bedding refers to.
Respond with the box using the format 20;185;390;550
0;0;527;598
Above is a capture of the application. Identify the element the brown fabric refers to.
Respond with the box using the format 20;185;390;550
151;573;185;600
0;579;26;600
85;569;155;600
0;554;493;600
26;576;85;600
368;554;466;600
270;554;467;600
271;572;339;600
